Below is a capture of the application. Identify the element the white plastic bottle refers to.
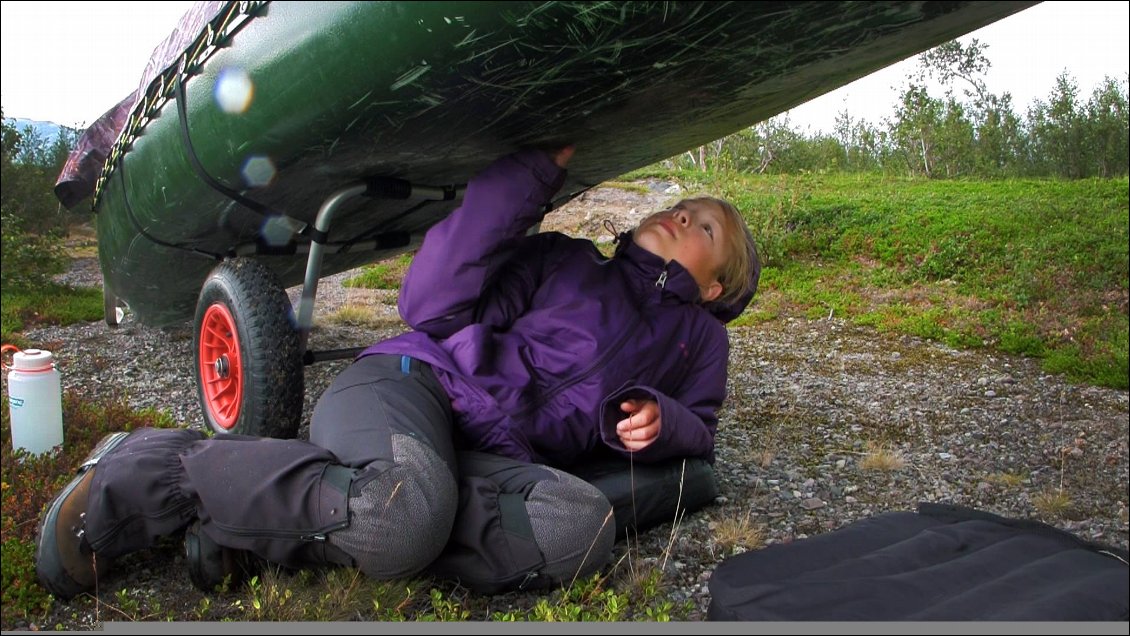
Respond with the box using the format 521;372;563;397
5;348;64;455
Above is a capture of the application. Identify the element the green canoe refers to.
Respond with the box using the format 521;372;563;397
71;0;1036;436
92;0;1036;327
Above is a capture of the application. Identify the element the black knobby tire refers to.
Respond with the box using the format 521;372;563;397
192;258;303;438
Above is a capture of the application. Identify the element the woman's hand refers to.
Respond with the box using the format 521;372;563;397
616;398;661;451
550;145;575;169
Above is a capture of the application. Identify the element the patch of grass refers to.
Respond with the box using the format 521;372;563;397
0;536;51;623
600;181;652;195
526;573;629;621
859;442;906;472
62;224;99;259
217;564;690;622
322;304;386;328
493;568;689;622
1032;489;1074;519
228;567;433;622
104;587;175;622
689;172;1128;389
344;253;413;291
1;283;103;345
711;509;766;556
998;320;1046;357
986;472;1029;488
728;307;778;326
1043;323;1130;389
750;449;776;468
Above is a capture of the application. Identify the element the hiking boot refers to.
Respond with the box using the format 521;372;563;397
35;431;131;600
184;520;256;591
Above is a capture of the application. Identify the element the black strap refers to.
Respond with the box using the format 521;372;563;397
117;162;223;261
175;74;278;218
498;493;536;541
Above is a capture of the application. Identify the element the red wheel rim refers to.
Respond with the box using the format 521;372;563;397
198;303;243;430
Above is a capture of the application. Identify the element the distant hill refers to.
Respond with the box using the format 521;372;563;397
3;117;70;147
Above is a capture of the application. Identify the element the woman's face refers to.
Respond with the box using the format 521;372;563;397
633;199;727;302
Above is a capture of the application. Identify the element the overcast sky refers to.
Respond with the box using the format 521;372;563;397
1;1;1127;132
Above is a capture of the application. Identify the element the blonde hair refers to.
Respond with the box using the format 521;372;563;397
682;196;759;307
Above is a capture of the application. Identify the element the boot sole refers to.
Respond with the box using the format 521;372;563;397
36;431;131;600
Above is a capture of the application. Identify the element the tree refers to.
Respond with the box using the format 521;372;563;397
666;44;1124;179
753;117;816;174
1028;73;1086;178
933;99;976;178
972;92;1025;177
0;108;67;289
13;125;50;166
919;39;993;108
48;126;82;174
905;38;1024;178
889;84;944;177
1082;75;1129;177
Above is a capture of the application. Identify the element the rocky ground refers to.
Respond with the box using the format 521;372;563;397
20;182;1130;626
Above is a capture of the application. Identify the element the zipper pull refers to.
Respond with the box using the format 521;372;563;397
655;270;668;289
518;570;539;590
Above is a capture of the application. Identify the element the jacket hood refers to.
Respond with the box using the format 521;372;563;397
702;232;760;323
612;230;759;323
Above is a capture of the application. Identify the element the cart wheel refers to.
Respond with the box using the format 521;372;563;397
193;258;303;438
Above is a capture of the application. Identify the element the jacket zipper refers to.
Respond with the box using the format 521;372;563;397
514;309;643;419
88;500;197;553
210;518;351;541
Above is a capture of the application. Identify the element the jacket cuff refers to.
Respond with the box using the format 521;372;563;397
599;385;660;452
511;148;568;197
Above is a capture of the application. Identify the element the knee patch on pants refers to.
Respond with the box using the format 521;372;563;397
328;434;457;579
430;453;615;594
525;467;616;587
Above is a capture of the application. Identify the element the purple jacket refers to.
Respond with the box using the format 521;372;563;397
364;150;754;466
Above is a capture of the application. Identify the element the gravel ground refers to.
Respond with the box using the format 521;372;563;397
20;183;1129;626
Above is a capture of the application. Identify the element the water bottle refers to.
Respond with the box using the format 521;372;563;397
3;346;64;455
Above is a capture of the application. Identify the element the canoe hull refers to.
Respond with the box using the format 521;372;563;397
94;1;1037;325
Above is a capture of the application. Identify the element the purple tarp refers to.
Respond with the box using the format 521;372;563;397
54;1;225;209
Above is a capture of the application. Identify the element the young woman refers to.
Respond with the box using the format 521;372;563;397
37;146;760;598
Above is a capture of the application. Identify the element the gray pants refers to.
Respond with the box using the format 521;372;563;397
82;354;614;592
